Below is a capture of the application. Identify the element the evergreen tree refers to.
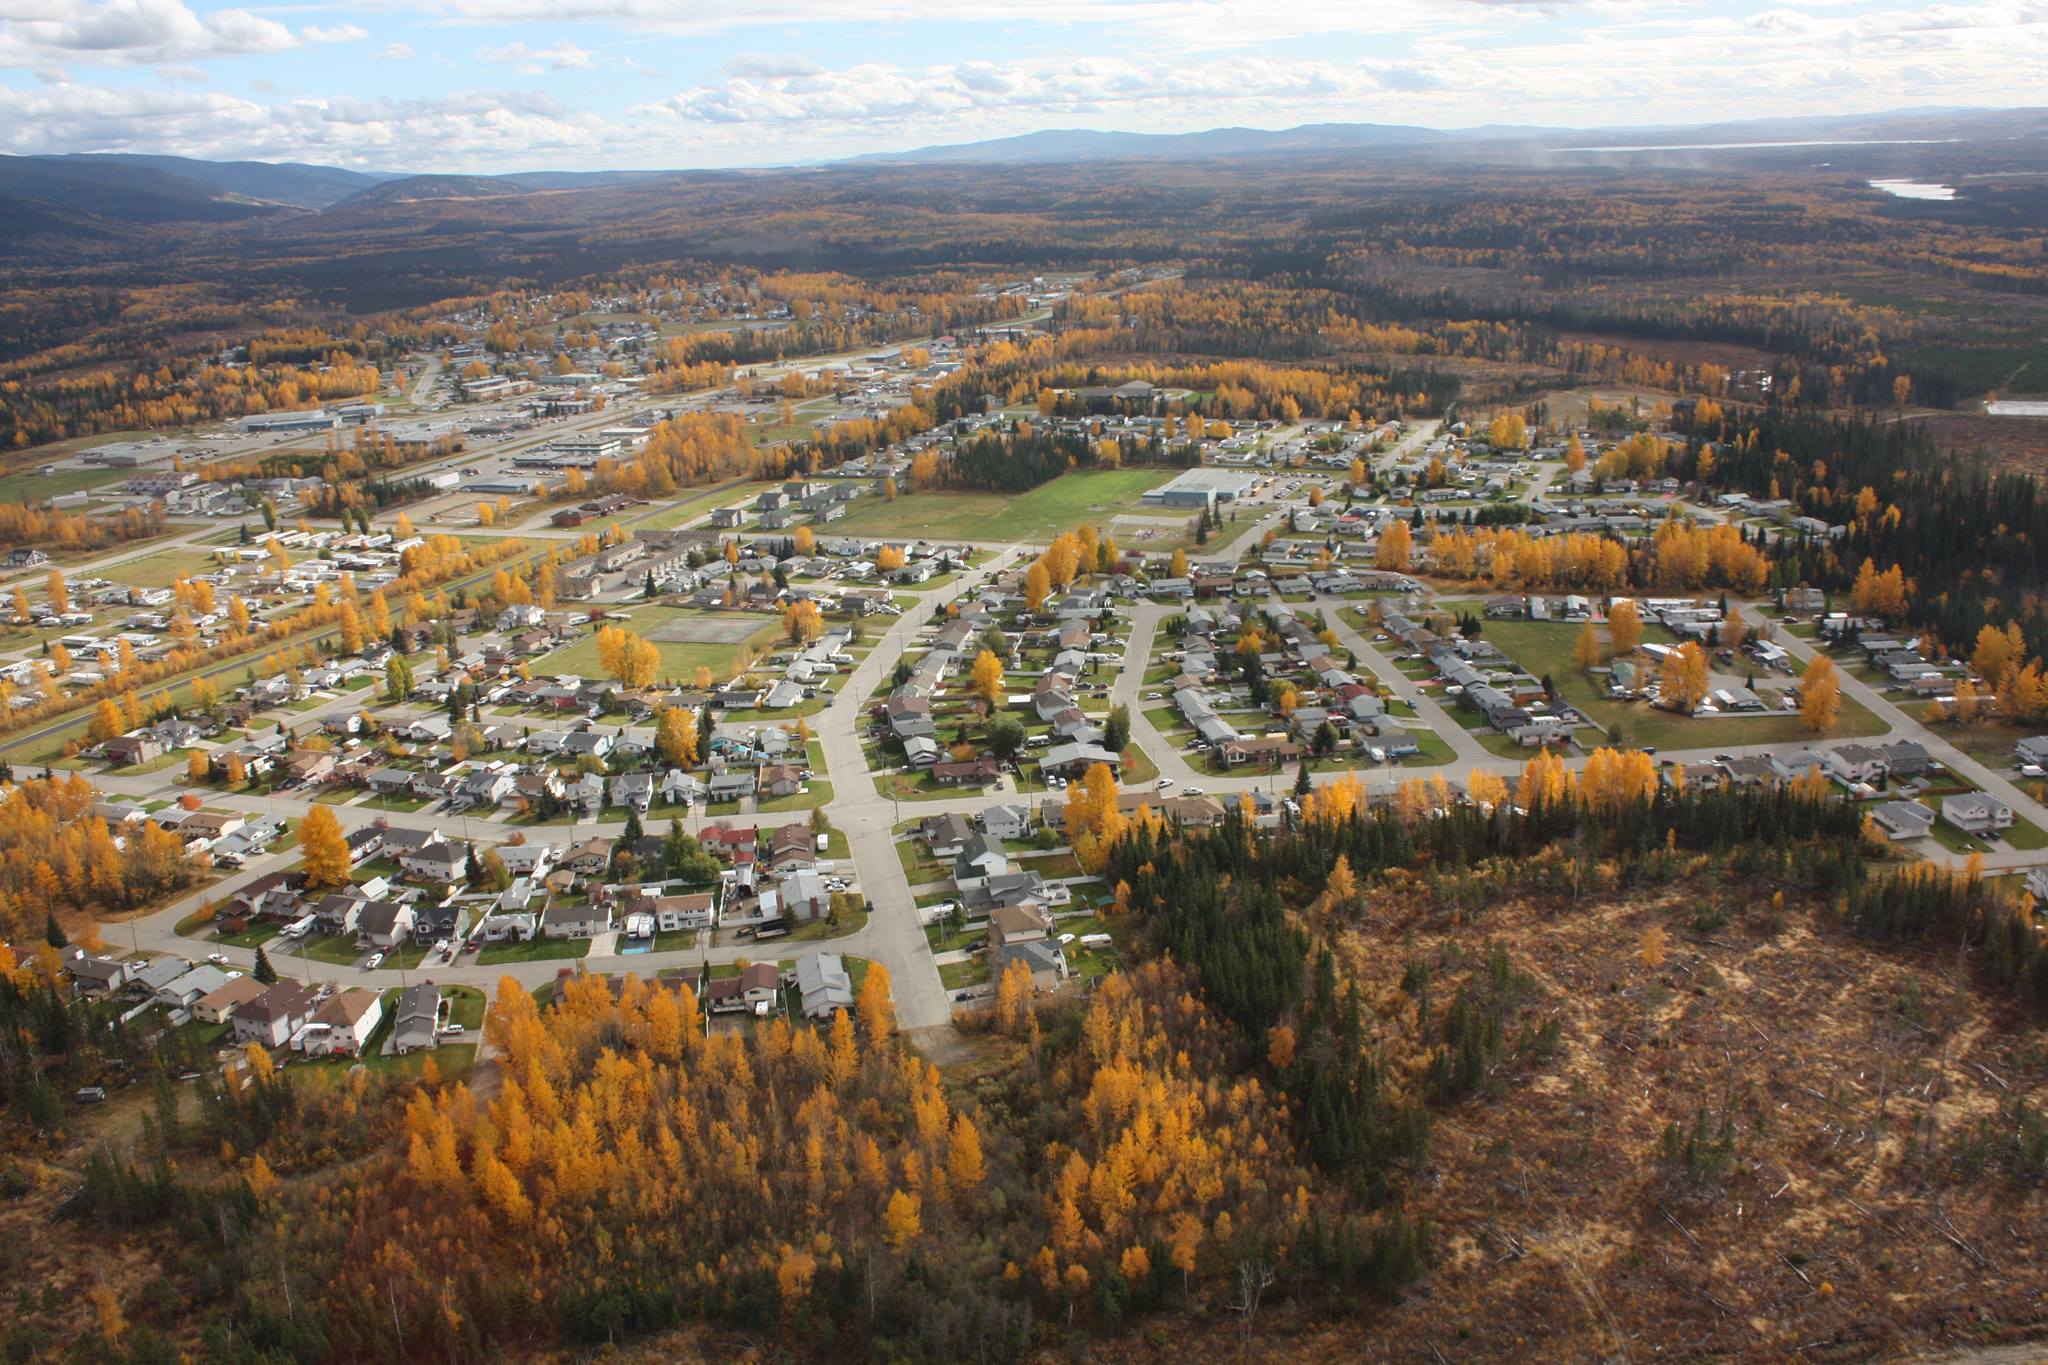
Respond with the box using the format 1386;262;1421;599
43;912;66;949
252;945;277;985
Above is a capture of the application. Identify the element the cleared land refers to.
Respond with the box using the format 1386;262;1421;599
536;605;781;681
828;469;1175;543
1483;619;1888;748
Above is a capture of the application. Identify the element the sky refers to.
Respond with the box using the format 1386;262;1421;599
1;0;2046;171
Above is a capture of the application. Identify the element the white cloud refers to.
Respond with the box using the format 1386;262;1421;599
380;41;414;59
303;23;368;44
0;0;297;69
476;38;596;73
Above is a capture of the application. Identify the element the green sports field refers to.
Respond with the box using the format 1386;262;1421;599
827;469;1176;543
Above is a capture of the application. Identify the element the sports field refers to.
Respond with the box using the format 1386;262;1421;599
535;606;781;682
827;469;1176;543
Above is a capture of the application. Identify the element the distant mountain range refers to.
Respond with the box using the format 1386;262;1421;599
842;107;2048;165
2;106;2044;236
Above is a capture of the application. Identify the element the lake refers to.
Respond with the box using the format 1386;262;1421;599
1868;179;1956;201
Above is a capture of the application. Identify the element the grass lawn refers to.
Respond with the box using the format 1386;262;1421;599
829;469;1176;544
479;936;591;965
93;545;228;589
638;482;749;529
297;934;365;966
443;985;487;1031
895;837;953;885
214;922;281;949
1119;744;1159;785
1017;851;1083;879
651;927;699;953
938;958;989;990
784;905;870;942
926;920;987;953
536;604;782;682
1482;620;1886;749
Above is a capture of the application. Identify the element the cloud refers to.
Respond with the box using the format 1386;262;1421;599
303;23;368;44
381;41;415;60
0;78;619;168
648;54;1454;130
0;0;297;69
476;38;596;73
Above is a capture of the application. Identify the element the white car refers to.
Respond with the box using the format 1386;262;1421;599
1155;777;1174;789
207;952;229;966
1183;785;1205;796
363;953;384;970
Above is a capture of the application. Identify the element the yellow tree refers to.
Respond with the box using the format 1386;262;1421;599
876;545;906;574
857;960;895;1045
1024;561;1051;612
45;569;68;614
1799;653;1841;733
1607;599;1642;655
1169;547;1188;579
1659;642;1710;713
783;599;823;645
1375;519;1412;571
298;803;350;888
947;1113;986;1189
970;649;1006;708
89;698;125;743
654;706;699;767
1573;621;1604;671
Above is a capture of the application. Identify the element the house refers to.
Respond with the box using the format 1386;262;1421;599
401;842;470;883
1941;792;2014;835
2016;736;2048;768
154;964;230;1011
1880;740;1933;778
392;983;442;1054
765;822;817;871
232;981;317;1048
1039;742;1120;779
102;733;165;767
989;939;1067;991
194;974;267;1024
543;901;612;939
358;901;417;950
652;891;717;932
758;763;805;799
931;755;1001;787
953;833;1010;890
410;901;469;945
780;869;831;923
302;989;383;1057
980;803;1032;841
708;771;757;803
918;812;973;856
795;951;855;1019
989;903;1053;948
703;961;781;1014
699;825;757;863
1869;801;1937;842
129;957;193;1000
1824;744;1891;786
66;954;136;996
1217;735;1304;770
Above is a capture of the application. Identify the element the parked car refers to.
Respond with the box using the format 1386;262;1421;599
207;952;229;966
363;953;384;970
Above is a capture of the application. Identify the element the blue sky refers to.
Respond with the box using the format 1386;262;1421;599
2;0;2046;170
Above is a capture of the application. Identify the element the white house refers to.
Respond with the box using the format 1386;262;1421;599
1941;792;2014;835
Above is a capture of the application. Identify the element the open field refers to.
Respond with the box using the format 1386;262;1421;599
534;605;781;681
1483;619;1888;749
828;469;1175;543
